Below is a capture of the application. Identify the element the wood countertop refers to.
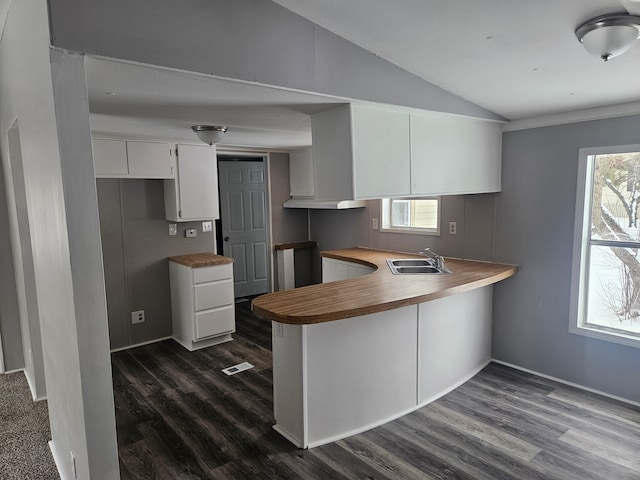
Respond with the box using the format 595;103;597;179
169;252;233;268
252;247;517;325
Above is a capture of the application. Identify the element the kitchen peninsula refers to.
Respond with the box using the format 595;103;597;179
252;248;516;449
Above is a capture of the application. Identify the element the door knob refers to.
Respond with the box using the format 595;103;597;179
224;236;230;241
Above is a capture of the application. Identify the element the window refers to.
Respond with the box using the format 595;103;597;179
571;146;640;347
381;197;440;235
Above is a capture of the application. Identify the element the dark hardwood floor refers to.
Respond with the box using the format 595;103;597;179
112;300;640;479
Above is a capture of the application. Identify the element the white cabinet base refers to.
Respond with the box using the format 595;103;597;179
173;332;234;352
272;286;493;449
169;261;235;351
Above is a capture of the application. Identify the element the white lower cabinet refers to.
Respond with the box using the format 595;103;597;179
321;257;374;283
271;285;493;449
169;260;235;350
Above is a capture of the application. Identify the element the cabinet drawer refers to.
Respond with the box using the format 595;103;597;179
194;279;234;311
193;263;233;284
194;305;235;340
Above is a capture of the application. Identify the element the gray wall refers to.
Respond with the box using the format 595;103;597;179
1;0;119;475
47;0;501;121
309;207;371;283
309;194;497;283
268;153;311;289
97;178;215;351
494;114;640;402
7;123;46;398
369;194;496;261
0;151;24;372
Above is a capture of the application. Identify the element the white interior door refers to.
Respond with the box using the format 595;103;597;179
218;159;269;298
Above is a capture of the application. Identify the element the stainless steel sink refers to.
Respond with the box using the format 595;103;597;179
387;259;451;275
389;259;432;267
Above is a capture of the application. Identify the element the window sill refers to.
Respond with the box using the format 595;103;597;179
380;227;440;236
569;323;640;349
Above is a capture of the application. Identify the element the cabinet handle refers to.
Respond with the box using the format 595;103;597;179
224;236;230;242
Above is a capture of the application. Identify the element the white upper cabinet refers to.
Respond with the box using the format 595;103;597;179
92;138;175;178
289;147;315;197
351;106;411;199
92;138;128;176
311;104;411;202
126;140;174;178
164;143;219;222
308;104;502;201
410;113;502;196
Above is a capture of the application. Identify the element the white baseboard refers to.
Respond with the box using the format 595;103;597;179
491;359;640;408
110;336;173;353
2;367;24;375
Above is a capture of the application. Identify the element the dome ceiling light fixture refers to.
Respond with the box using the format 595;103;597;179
191;125;228;145
575;13;640;62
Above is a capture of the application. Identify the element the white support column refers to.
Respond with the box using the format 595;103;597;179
277;248;295;291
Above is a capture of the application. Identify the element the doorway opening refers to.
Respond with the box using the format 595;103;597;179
217;156;271;298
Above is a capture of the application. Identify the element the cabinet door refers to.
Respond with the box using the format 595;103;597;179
127;141;174;178
322;258;349;283
347;263;374;279
351;105;411;199
167;144;219;221
289;148;315;197
410;114;501;195
92;138;128;177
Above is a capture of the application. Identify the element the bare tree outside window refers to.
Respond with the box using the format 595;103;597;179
587;152;640;335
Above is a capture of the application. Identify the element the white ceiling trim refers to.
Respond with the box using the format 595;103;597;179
503;101;640;132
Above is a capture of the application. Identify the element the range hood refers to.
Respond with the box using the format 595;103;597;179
283;198;367;209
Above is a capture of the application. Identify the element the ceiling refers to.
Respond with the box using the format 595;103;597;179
4;0;640;148
86;57;347;149
86;0;640;148
271;0;640;120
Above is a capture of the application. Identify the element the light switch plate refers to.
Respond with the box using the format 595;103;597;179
202;221;213;232
168;224;177;236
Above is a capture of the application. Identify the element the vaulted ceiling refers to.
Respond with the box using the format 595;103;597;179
271;0;640;120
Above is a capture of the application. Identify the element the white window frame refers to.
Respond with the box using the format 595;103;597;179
380;196;441;236
570;144;640;349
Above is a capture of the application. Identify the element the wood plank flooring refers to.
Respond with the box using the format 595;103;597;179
112;300;640;479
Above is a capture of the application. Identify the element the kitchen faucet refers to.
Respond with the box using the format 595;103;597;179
419;248;445;270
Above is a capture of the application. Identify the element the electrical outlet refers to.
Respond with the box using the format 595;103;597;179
449;221;457;235
202;221;213;232
131;310;145;324
168;224;177;236
275;322;284;338
372;218;379;230
185;229;197;238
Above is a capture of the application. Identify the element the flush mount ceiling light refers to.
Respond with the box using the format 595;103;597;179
575;13;640;61
191;125;228;145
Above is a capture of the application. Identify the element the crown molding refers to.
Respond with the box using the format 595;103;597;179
503;101;640;132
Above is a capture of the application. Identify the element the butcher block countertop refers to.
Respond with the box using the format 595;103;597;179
252;247;517;325
168;252;233;268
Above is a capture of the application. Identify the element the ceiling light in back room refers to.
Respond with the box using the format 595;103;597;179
191;125;227;145
575;13;640;62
